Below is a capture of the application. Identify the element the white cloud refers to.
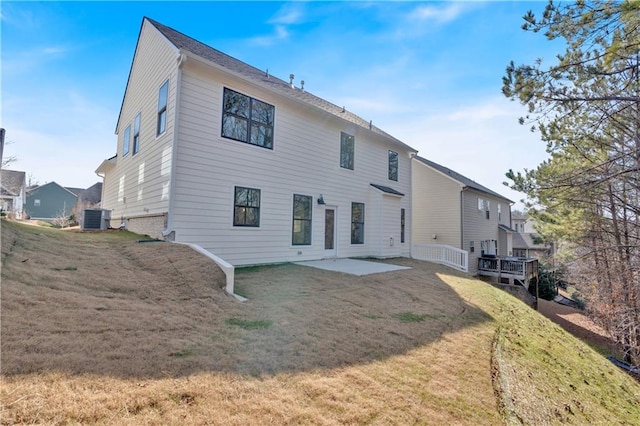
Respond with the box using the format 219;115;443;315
269;3;304;25
409;3;467;24
249;25;289;47
380;97;548;208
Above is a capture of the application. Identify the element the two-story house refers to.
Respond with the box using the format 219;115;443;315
97;17;416;266
411;156;514;275
511;211;555;260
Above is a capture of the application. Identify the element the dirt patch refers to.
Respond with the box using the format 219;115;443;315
537;299;613;352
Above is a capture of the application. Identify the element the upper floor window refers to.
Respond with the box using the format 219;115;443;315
122;125;131;156
351;202;365;244
233;186;260;227
478;197;490;219
292;194;312;245
157;80;168;136
388;150;398;181
340;132;354;170
34;199;41;207
132;113;141;155
222;88;274;149
498;204;502;221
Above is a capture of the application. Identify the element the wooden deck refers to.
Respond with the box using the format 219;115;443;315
477;256;539;289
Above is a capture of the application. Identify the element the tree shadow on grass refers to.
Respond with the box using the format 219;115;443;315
1;225;493;379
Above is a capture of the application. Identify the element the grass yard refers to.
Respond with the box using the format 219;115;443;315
1;219;639;424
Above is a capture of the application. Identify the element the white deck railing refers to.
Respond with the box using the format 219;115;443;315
412;243;468;272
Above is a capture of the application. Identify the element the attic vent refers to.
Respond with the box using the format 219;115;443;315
81;209;111;231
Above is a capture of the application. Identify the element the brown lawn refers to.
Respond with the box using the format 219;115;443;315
2;220;639;425
1;221;501;424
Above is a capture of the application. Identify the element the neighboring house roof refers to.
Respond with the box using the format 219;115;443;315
65;187;85;196
512;211;527;220
27;182;81;198
499;224;516;233
513;232;550;250
414;155;513;203
0;169;26;196
78;182;102;204
370;183;405;196
131;17;417;154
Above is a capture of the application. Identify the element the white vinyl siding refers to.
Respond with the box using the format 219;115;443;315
101;19;414;265
169;61;413;265
411;161;462;248
463;190;505;274
101;20;177;224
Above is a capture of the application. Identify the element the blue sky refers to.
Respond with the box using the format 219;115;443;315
1;1;562;208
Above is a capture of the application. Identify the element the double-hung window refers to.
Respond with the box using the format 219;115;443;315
233;186;260;227
292;194;312;245
122;125;131;156
157;80;168;136
351;202;365;244
132;113;141;155
388;150;398;181
340;132;354;170
222;88;274;149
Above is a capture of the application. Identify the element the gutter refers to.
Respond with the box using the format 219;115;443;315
161;51;185;240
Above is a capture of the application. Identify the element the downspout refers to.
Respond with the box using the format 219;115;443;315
162;51;185;240
460;187;465;249
162;51;239;300
95;171;105;208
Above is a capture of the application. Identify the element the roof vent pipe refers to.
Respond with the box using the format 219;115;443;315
265;68;269;78
369;120;372;130
289;73;295;88
300;80;305;92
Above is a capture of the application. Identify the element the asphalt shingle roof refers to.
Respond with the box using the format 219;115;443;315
414;155;512;203
0;170;25;196
145;17;417;154
370;183;405;196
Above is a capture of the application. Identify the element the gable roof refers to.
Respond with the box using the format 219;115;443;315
135;17;416;154
0;170;26;196
78;182;103;204
414;155;512;203
26;181;80;198
65;187;85;196
513;232;551;250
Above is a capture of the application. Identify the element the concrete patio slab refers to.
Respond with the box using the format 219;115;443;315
295;258;411;276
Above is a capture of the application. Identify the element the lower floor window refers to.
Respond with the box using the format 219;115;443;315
351;202;365;244
292;194;312;245
233;186;260;227
513;248;527;257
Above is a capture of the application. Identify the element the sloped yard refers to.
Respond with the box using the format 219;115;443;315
1;220;639;424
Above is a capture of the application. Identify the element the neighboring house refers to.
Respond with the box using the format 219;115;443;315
73;182;103;226
25;182;79;221
97;17;417;266
73;182;103;212
511;212;554;260
412;156;514;275
0;169;26;219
